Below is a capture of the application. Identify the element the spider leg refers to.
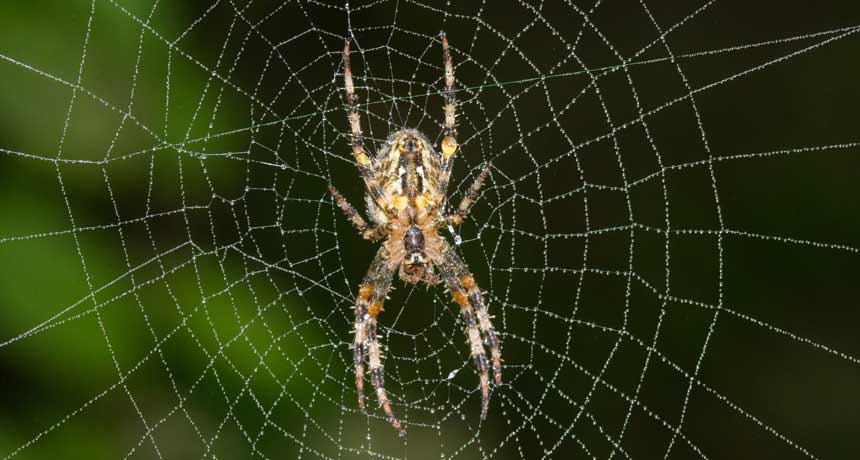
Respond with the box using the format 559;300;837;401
434;242;502;419
445;162;491;227
328;185;386;241
353;246;405;435
367;309;405;435
343;39;372;170
342;39;394;217
438;32;459;194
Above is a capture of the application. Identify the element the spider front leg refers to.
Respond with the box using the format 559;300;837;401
353;246;405;435
436;243;502;419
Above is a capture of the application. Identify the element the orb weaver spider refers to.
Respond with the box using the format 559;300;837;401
328;34;501;435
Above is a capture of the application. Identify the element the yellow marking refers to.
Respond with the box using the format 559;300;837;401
368;301;383;317
414;194;430;210
441;136;458;159
354;150;371;167
398;140;410;153
460;275;475;290
358;285;373;301
453;290;468;306
391;195;409;211
449;214;462;226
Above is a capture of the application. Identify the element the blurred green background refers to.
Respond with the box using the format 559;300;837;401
1;1;859;459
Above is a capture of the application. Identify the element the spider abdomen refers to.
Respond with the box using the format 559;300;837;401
366;129;443;223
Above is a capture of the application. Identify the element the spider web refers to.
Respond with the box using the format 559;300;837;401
1;0;859;458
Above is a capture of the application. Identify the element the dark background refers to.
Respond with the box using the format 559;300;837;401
0;1;859;458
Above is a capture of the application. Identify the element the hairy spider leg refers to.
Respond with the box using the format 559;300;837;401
342;39;396;217
328;185;386;240
366;308;405;435
353;246;405;435
438;33;459;196
436;243;502;419
446;162;491;227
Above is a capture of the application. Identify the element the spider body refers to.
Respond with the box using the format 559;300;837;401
371;130;445;284
329;35;501;436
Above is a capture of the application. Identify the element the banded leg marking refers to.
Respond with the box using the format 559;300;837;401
352;247;404;435
367;314;405;435
440;247;501;419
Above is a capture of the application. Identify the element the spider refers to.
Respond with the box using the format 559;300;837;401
328;34;501;436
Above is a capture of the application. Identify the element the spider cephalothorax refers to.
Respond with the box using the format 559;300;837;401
328;34;501;436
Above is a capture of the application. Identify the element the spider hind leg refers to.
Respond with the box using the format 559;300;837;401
342;39;397;219
342;39;371;168
438;32;459;194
